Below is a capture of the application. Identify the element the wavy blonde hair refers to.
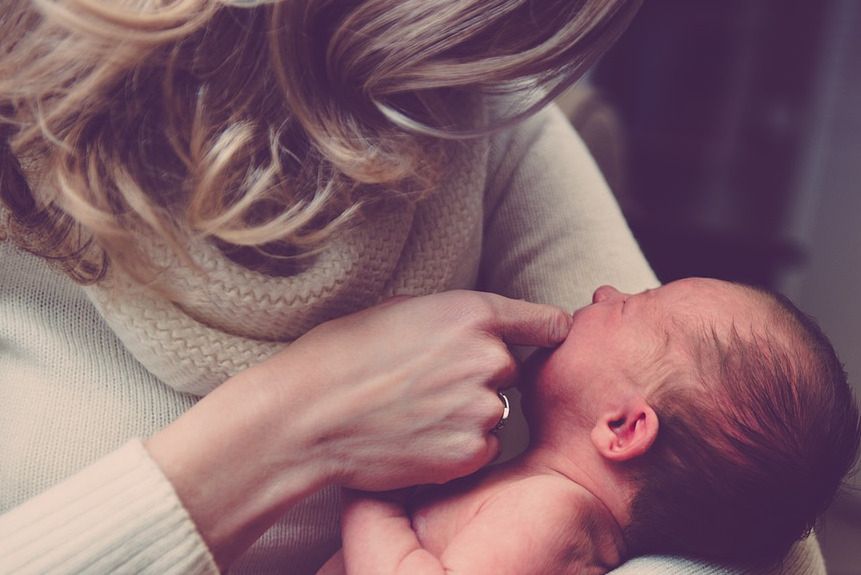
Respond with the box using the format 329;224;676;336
0;0;640;288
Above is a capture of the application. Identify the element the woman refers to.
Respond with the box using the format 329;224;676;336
0;1;821;574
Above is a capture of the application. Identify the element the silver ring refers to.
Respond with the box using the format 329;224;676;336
494;392;511;431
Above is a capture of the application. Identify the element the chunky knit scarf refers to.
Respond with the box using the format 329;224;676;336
84;140;488;398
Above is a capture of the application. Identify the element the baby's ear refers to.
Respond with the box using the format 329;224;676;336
590;398;659;462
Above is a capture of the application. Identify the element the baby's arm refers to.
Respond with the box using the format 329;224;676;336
336;479;607;575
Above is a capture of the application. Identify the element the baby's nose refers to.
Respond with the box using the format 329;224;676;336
592;285;625;303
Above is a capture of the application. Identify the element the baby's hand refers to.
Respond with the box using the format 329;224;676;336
336;491;446;575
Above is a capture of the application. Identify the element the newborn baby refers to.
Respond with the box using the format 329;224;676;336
319;278;861;575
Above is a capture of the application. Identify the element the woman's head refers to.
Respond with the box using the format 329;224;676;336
0;0;640;290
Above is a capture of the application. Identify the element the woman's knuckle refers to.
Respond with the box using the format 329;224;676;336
463;395;499;429
462;434;486;459
452;431;481;456
498;356;518;380
481;343;503;364
482;400;502;429
453;292;494;324
483;345;514;374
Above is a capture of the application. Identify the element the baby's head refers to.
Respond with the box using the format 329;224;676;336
525;278;861;566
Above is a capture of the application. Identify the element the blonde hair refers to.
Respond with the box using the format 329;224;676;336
0;0;640;290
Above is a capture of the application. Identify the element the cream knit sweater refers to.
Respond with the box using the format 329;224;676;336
0;104;825;574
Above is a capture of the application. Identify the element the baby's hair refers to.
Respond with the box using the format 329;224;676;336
0;0;641;291
624;287;861;566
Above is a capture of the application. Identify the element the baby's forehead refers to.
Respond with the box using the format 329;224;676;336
648;283;768;369
657;279;766;329
661;277;751;303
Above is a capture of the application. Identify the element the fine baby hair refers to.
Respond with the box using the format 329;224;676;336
624;286;861;566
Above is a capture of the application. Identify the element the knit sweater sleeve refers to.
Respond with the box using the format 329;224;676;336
479;102;659;314
0;440;218;575
0;243;219;575
477;103;826;575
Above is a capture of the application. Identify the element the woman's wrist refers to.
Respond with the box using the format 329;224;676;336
145;367;335;570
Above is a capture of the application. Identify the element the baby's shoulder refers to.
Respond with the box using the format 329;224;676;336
490;474;594;512
472;474;602;543
480;475;623;572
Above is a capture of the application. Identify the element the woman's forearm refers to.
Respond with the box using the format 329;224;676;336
145;365;333;571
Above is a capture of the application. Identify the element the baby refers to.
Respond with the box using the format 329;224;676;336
319;278;861;575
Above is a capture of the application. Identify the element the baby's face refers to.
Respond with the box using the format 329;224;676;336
527;278;765;423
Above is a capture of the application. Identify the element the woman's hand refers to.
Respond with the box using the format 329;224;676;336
257;290;573;491
145;290;571;569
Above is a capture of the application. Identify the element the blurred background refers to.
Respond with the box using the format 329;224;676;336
558;1;861;572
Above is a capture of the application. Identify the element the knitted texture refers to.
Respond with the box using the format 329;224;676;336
0;243;216;574
0;441;217;575
84;138;486;397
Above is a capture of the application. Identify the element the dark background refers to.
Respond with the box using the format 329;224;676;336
593;0;825;288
